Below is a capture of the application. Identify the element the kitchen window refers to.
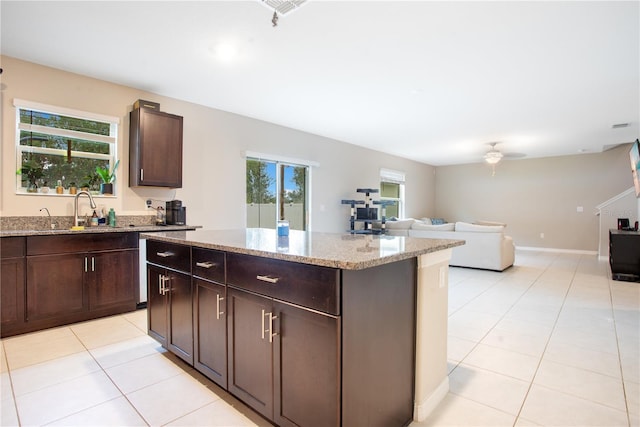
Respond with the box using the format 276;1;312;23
380;168;405;218
245;152;316;231
14;99;119;196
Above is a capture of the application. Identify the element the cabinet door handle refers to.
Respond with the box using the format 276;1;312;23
268;312;278;343
216;295;224;320
261;309;266;340
156;251;174;258
140;169;144;181
91;257;95;272
84;256;88;272
196;261;216;269
159;275;170;295
256;275;279;284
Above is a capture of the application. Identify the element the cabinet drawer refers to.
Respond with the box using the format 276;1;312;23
27;233;137;256
147;240;190;273
192;248;225;283
1;237;26;259
227;253;340;315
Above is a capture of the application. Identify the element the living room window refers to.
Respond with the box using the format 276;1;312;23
246;153;314;231
14;99;119;196
380;168;405;218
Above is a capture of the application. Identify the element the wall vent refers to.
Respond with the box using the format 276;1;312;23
612;123;630;129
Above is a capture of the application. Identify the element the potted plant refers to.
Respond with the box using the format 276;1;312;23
17;161;44;193
96;160;119;195
81;172;101;193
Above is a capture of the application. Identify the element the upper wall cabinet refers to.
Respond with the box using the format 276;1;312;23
129;106;184;188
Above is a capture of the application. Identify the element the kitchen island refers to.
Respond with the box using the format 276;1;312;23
142;228;464;426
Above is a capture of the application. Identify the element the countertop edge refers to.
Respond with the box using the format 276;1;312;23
142;231;465;270
1;225;200;237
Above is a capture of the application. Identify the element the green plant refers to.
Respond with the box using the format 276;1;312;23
95;159;120;183
81;172;101;190
17;161;44;187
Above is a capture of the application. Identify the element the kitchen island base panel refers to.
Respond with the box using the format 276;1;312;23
342;258;416;427
414;249;452;422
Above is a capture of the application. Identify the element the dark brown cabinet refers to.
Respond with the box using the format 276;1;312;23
27;253;87;321
609;229;640;281
226;289;340;427
1;237;26;335
226;253;341;426
144;239;415;427
227;288;275;420
14;233;140;337
129;107;183;188
192;248;227;388
147;240;193;364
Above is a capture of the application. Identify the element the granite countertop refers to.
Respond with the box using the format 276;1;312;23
142;228;465;270
1;224;198;237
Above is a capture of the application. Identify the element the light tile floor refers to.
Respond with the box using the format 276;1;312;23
1;250;638;426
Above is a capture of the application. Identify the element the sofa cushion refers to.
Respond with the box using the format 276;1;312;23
385;218;415;229
411;222;455;231
474;220;507;227
455;221;505;233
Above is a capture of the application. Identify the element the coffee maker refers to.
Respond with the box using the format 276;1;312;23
166;200;186;225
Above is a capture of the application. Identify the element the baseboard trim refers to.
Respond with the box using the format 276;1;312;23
516;246;598;256
413;377;449;422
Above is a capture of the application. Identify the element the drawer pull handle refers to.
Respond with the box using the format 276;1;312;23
196;261;216;269
156;251;173;258
256;275;279;284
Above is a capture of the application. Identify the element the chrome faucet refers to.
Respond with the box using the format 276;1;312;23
74;190;97;227
39;207;54;229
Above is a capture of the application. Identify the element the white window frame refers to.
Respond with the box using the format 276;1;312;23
14;99;119;195
380;168;405;219
244;151;317;230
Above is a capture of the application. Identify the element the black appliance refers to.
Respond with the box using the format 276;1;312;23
166;200;186;225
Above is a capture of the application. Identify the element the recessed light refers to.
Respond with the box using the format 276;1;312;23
210;42;238;63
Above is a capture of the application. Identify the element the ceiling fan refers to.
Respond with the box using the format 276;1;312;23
483;142;526;175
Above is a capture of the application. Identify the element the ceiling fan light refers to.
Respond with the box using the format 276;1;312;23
484;150;503;164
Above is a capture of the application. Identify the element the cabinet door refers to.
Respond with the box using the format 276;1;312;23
147;264;168;346
1;257;25;330
26;253;87;321
227;287;274;420
194;278;227;388
167;270;193;364
88;250;137;311
274;302;340;427
130;108;183;188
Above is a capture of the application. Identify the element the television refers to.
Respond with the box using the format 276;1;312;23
631;139;640;198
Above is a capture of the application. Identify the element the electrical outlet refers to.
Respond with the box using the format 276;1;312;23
146;199;152;207
540;232;545;239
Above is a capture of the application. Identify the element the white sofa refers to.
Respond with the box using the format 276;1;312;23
384;219;515;271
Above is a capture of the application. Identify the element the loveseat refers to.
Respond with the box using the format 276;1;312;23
384;219;515;271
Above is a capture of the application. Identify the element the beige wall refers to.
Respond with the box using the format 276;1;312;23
435;144;636;252
0;56;435;233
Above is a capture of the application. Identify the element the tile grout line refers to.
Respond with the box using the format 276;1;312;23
607;273;633;427
62;314;153;427
510;253;581;426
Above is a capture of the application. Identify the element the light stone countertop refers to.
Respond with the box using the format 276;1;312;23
142;228;465;270
0;224;198;237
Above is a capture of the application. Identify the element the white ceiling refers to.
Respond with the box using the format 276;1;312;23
1;0;638;165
